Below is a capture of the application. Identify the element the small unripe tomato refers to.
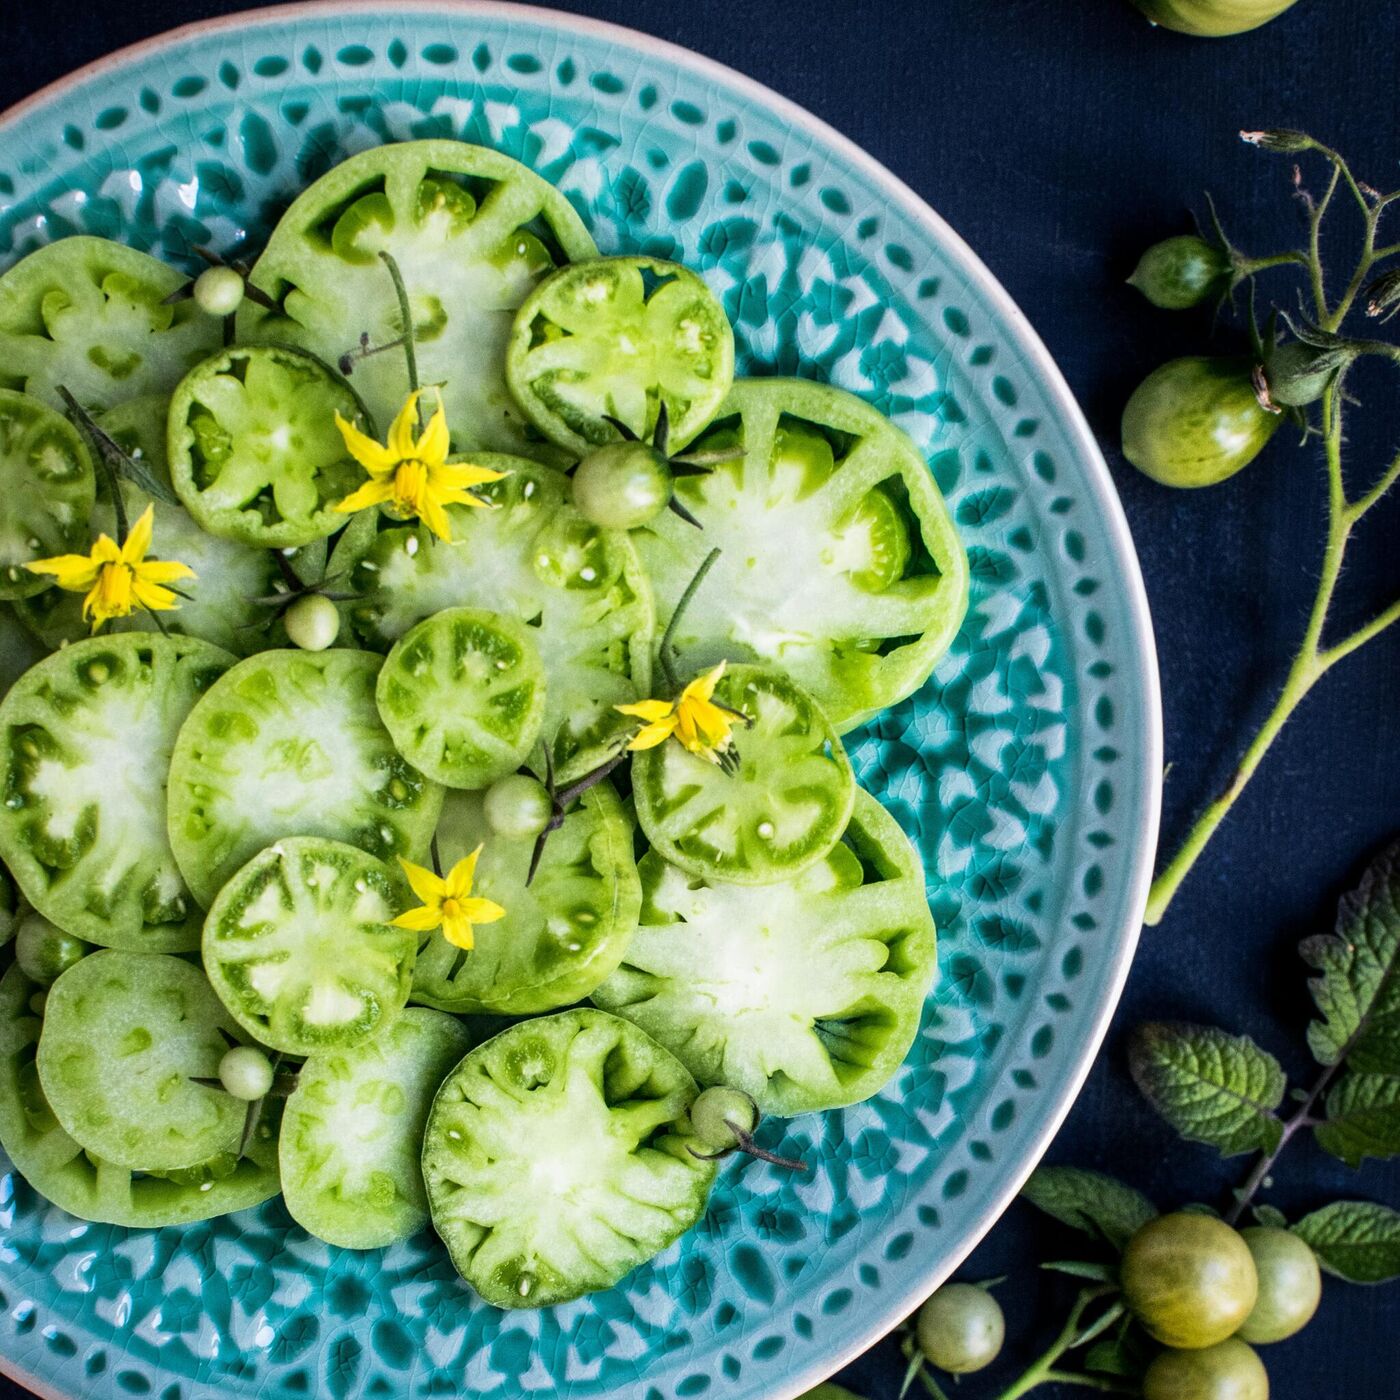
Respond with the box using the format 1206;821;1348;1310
14;914;90;986
1128;235;1231;310
193;264;246;317
1237;1227;1321;1344
218;1045;274;1101
1122;356;1280;488
482;773;554;840
797;1387;865;1400
1142;1338;1270;1400
915;1283;1005;1375
1122;1213;1258;1349
1129;0;1300;37
690;1086;760;1152
284;593;341;651
572;442;673;530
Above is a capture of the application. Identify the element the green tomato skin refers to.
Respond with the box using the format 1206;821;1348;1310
218;1046;274;1102
690;1086;759;1152
915;1283;1005;1375
1122;357;1279;488
14;915;90;986
1130;0;1299;36
1142;1338;1270;1400
284;592;341;651
482;774;554;840
572;442;673;530
1122;1214;1259;1349
193;265;246;317
797;1387;865;1400
1128;236;1231;310
1237;1227;1321;1344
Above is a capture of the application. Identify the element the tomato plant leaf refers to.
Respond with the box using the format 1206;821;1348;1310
1020;1166;1157;1250
1252;1203;1289;1229
1301;840;1400;1073
1294;1200;1400;1283
1128;1022;1286;1158
1040;1260;1118;1282
1314;1072;1400;1167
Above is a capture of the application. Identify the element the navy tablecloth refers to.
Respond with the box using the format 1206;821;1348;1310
2;2;1398;1397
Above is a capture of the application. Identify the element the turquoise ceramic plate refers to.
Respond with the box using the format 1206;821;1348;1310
0;5;1161;1398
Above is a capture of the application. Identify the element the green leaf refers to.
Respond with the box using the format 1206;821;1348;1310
1252;1203;1289;1229
1301;840;1400;1073
1041;1260;1118;1282
1129;1023;1286;1158
1084;1321;1151;1381
1021;1166;1157;1250
1294;1200;1400;1283
57;386;181;508
1314;1072;1400;1167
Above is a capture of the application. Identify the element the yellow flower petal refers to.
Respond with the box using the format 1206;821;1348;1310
416;396;451;466
614;698;676;723
682;661;727;706
459;896;506;925
335;478;397;515
435;461;507;492
24;554;100;588
391;904;445;932
90;534;123;565
121;505;155;565
418;494;454;544
388;392;425;461
626;717;678;751
439;913;476;950
443;847;484;901
397;856;447;906
336;412;397;478
136;559;197;585
130;578;180;613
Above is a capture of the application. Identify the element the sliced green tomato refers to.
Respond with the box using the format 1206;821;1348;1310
506;255;735;454
632;663;854;885
203;837;416;1056
0;388;96;600
240;141;596;459
634;379;969;729
412;781;641;1015
15;395;281;654
0;633;232;950
280;1007;471;1248
593;789;938;1115
0;237;221;414
36;950;247;1170
350;460;653;782
168;344;372;548
377;608;546;789
167;648;442;909
0;963;281;1226
421;1008;715;1308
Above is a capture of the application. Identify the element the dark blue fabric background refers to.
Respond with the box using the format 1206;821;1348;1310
3;2;1398;1397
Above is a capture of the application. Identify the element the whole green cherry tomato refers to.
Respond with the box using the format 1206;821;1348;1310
284;592;342;651
1143;1338;1270;1400
1122;357;1279;488
1237;1227;1321;1344
690;1086;761;1152
1129;0;1300;37
14;914;90;986
218;1045;275;1102
798;1387;865;1400
916;1283;1005;1374
482;773;554;840
1129;236;1231;310
1122;1213;1258;1349
572;442;673;530
193;265;246;317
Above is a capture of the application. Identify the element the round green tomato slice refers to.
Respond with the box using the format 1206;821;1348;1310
0;388;96;600
240;140;596;460
0;237;222;414
632;663;854;885
412;781;640;1015
421;1008;715;1308
36;950;248;1170
377;607;546;789
203;837;416;1056
507;255;735;453
0;963;281;1226
280;1006;471;1249
168;344;372;548
15;395;282;654
593;789;937;1115
635;378;969;729
349;459;653;782
167;648;442;909
0;633;232;950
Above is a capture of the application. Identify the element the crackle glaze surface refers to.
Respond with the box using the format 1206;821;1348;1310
0;7;1159;1399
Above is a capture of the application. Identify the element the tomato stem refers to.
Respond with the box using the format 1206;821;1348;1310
991;1289;1122;1400
378;250;421;423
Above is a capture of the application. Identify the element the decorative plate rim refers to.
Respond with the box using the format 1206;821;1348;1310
0;5;1163;1398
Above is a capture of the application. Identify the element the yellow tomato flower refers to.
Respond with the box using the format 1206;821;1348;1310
25;504;195;633
615;661;738;765
391;847;506;951
333;389;505;543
